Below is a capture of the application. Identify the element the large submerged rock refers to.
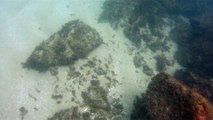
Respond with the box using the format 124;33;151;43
131;73;213;120
23;20;103;71
174;70;213;102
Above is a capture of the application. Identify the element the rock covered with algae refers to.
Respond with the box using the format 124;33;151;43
23;20;103;71
131;73;213;120
48;107;81;120
48;80;123;120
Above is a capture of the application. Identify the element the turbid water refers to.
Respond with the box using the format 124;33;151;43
0;0;184;120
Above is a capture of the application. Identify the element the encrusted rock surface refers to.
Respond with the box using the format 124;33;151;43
48;107;81;120
48;80;123;120
154;54;173;72
23;20;103;71
175;70;213;102
98;0;138;29
81;80;123;120
131;73;213;120
81;80;111;112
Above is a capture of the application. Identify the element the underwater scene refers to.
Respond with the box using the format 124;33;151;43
0;0;213;120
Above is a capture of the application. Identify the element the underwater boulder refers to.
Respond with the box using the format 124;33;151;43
81;80;123;119
131;73;213;120
48;80;123;120
23;20;103;71
81;80;111;112
174;70;213;102
98;0;138;29
48;107;81;120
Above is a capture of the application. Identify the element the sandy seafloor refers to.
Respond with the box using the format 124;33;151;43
0;0;182;120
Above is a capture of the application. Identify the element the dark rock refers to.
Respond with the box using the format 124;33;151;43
81;80;111;112
93;66;107;76
142;65;153;76
154;54;171;72
98;0;138;29
19;107;28;120
133;54;144;68
174;70;213;102
67;66;81;80
123;25;141;46
99;0;213;51
131;73;213;120
23;20;103;72
148;39;170;52
51;94;63;100
81;80;123;119
48;107;80;120
82;112;92;120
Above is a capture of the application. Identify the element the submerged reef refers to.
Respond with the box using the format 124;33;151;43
99;0;171;48
48;107;81;120
81;80;123;120
23;20;103;71
98;0;138;29
173;11;213;78
48;80;123;120
175;70;213;102
131;73;213;120
100;0;213;78
154;54;173;72
100;0;213;45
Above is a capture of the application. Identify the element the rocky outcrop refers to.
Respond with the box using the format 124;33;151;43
175;70;213;102
48;107;81;120
81;80;123;120
48;80;123;120
100;0;213;78
131;73;213;120
98;0;138;29
23;20;103;72
99;0;213;47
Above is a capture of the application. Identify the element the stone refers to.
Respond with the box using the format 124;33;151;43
131;73;213;120
133;54;144;68
23;20;103;71
48;107;81;120
81;80;111;112
81;80;123;119
99;0;213;51
174;70;213;102
142;65;153;76
154;54;171;72
98;0;138;29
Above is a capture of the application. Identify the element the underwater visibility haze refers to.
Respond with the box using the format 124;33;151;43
0;0;213;120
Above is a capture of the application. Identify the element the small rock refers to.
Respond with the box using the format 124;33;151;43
133;54;144;68
142;64;153;76
48;107;80;120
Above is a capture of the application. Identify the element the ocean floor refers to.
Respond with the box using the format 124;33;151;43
0;0;182;120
